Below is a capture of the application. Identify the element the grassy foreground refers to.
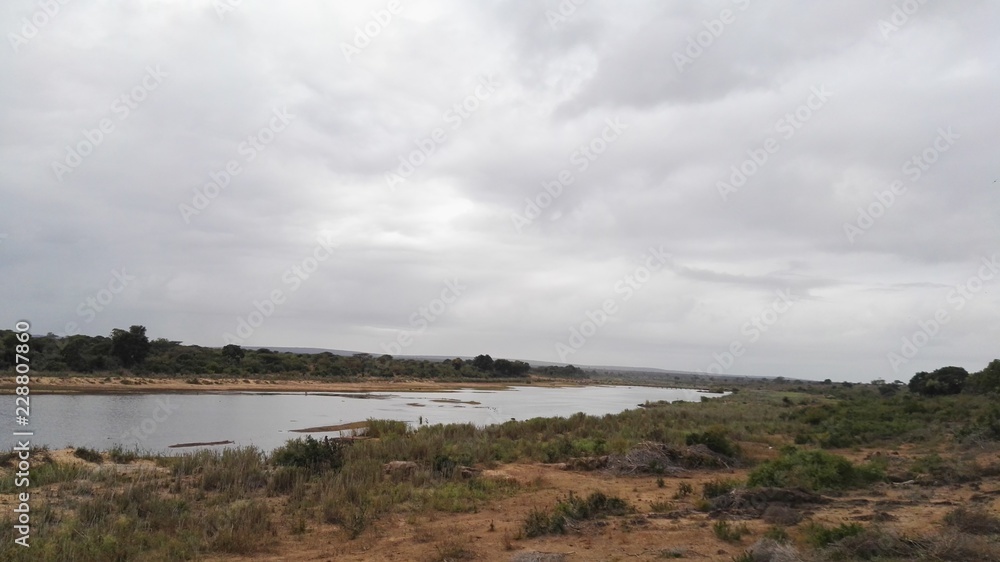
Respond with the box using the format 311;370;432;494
2;383;1000;561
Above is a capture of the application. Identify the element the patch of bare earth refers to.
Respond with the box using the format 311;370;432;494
194;447;1000;562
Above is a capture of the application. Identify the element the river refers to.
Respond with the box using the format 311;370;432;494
1;385;723;453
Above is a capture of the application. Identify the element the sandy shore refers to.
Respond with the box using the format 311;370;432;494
0;375;582;395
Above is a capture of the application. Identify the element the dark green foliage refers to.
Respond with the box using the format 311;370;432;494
365;419;411;438
0;327;543;380
965;359;1000;395
536;364;587;378
270;436;345;472
221;344;245;365
472;354;494;371
685;426;740;457
960;403;1000;442
73;447;103;463
804;522;866;547
110;325;151;368
747;448;884;491
909;366;969;396
521;491;631;537
788;389;999;448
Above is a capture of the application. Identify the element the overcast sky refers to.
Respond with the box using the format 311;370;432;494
2;1;997;381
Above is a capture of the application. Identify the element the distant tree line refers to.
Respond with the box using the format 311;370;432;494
907;361;1000;396
0;326;536;380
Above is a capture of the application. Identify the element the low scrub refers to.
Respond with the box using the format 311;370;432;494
712;520;750;543
747;448;884;492
73;447;103;463
685;426;741;458
804;522;866;547
270;436;345;472
702;478;742;499
943;507;1000;535
522;491;631;537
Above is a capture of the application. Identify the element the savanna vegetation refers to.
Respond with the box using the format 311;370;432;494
0;326;534;380
2;356;1000;560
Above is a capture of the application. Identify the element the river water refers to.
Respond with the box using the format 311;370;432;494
2;385;722;453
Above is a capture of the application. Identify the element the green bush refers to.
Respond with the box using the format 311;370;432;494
804;522;865;547
270;436;345;472
747;448;884;491
73;447;103;463
521;491;631;537
685;426;740;458
712;520;750;543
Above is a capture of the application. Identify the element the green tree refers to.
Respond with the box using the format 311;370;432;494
222;344;245;365
966;359;1000;394
472;354;494;372
110;325;151;369
908;366;968;396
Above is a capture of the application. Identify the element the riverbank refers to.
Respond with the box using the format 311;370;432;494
0;375;586;395
3;387;1000;561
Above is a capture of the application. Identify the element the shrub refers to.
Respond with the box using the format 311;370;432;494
747;448;884;491
713;520;750;543
763;526;790;543
685;426;740;458
804;522;865;547
108;445;139;464
650;500;673;513
73;447;103;463
943;507;1000;535
521;491;631;537
674;482;693;498
909;366;968;396
366;419;410;438
203;499;274;553
702;478;742;499
270;436;345;472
